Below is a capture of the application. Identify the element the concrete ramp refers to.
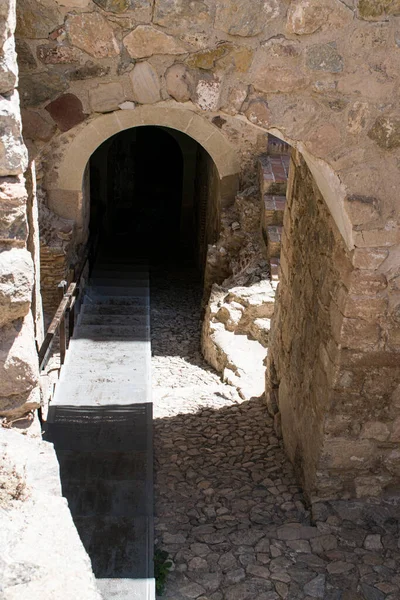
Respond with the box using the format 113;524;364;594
45;262;155;600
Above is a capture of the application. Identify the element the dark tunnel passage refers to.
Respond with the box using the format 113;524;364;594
89;125;221;271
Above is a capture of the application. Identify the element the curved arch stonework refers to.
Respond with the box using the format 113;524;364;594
14;0;400;500
47;104;241;191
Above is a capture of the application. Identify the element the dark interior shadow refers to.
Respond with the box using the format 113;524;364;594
44;404;154;580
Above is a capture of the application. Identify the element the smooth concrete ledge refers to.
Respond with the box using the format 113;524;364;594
96;577;156;599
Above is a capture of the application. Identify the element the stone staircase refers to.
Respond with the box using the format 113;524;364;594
259;147;290;282
45;258;155;600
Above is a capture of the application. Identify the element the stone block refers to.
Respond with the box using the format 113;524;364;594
251;63;308;94
37;44;82;65
124;25;186;59
67;61;110;80
93;0;130;12
21;108;56;141
286;0;352;35
215;0;279;37
45;93;86;130
357;0;400;21
15;39;37;72
343;296;387;320
352;248;388;270
16;0;63;39
130;61;160;104
320;439;377;471
368;115;400;150
165;63;194;102
245;99;270;128
66;13;119;58
0;175;28;244
0;248;33;326
0;91;28;176
306;43;343;73
195;76;221;111
0;314;39;414
0;34;18;94
349;270;387;296
153;0;212;30
89;82;125;113
360;421;390;441
19;72;68;107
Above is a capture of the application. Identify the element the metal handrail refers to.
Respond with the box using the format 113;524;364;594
38;236;97;372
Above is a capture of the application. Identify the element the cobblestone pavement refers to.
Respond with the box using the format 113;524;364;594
151;267;400;600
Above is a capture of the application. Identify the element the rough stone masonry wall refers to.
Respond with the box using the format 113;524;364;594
0;0;40;418
14;0;400;498
268;150;400;502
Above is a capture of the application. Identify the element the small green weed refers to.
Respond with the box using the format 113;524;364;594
154;548;173;596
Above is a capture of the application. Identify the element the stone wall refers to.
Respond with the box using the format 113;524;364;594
0;0;40;418
268;150;400;501
13;0;400;498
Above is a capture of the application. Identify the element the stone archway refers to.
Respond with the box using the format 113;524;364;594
43;105;241;242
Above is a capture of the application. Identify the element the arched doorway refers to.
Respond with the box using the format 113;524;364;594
90;126;184;261
88;124;224;272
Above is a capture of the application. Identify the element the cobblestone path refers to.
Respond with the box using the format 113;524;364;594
151;267;400;600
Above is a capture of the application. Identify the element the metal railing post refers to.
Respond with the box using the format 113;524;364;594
58;281;67;365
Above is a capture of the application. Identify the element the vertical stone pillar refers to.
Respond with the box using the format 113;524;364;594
0;0;40;418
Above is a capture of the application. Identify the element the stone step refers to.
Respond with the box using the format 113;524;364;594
261;194;286;227
258;154;289;195
83;292;149;306
87;285;149;297
81;304;148;316
90;276;149;287
79;313;149;327
73;324;150;341
267;134;291;156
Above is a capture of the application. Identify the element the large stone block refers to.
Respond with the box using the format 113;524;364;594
0;313;39;415
124;25;186;59
214;0;279;37
89;82;125;113
0;175;28;244
153;0;212;30
21;108;57;141
37;44;82;65
93;0;130;12
286;0;352;35
0;91;28;176
0;247;33;326
16;0;63;39
165;63;194;102
357;0;400;21
45;93;86;131
66;13;119;58
250;57;308;94
130;61;161;104
15;39;37;72
19;72;68;107
368;115;400;150
306;43;343;73
0;35;18;94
